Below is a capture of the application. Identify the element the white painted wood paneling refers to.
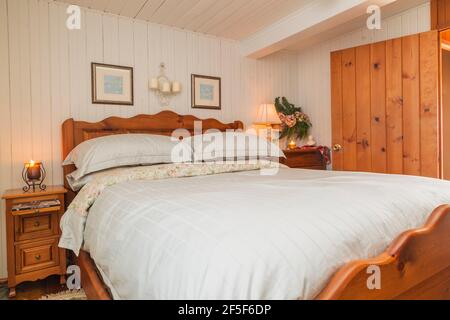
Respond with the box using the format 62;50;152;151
55;0;313;40
297;2;431;147
0;0;11;281
0;0;298;278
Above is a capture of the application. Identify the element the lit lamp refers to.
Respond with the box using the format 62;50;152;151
254;103;281;141
22;160;46;192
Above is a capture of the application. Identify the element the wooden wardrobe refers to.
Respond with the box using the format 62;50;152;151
330;30;441;179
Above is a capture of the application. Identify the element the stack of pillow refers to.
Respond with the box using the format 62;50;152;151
63;132;284;191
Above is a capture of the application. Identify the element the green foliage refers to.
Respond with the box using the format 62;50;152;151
275;97;302;115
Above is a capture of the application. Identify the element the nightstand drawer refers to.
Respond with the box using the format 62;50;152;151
14;212;59;242
15;238;60;274
11;205;61;217
281;149;327;170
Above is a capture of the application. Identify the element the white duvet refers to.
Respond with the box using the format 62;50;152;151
60;165;450;300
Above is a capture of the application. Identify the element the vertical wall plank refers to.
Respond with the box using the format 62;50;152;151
386;38;404;174
221;40;232;122
8;0;32;188
355;45;372;172
148;23;162;114
402;34;421;176
133;21;149;116
172;29;188;115
68;6;87;122
29;0;43;162
160;26;175;115
431;0;438;30
54;3;71;185
49;2;61;187
419;31;440;178
0;0;11;279
118;17;134;118
341;48;357;171
102;14;121;117
331;51;343;170
85;10;104;121
38;0;53;185
370;42;387;173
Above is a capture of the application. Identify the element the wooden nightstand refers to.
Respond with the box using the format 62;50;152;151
2;186;67;298
280;148;327;170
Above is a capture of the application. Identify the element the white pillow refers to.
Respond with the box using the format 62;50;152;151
63;134;192;180
185;131;285;162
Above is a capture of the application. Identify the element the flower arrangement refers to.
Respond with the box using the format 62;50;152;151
275;97;312;141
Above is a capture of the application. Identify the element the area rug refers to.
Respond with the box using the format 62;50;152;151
0;283;8;300
39;289;87;300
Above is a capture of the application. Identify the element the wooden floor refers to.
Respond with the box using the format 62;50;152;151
0;276;66;300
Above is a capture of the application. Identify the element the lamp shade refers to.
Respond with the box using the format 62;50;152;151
254;103;281;125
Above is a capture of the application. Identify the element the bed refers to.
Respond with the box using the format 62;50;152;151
60;111;450;300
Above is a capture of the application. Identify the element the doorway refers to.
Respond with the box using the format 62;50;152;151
441;30;450;180
330;31;441;178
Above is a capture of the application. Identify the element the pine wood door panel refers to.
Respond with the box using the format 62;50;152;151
341;48;357;171
355;45;372;172
402;35;421;176
419;32;440;178
370;42;387;173
431;0;450;30
386;38;404;174
331;51;344;171
331;30;441;178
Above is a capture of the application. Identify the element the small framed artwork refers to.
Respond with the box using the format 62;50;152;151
191;74;221;110
91;63;134;105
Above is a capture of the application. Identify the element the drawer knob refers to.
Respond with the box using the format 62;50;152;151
34;209;40;215
34;221;41;228
35;254;41;261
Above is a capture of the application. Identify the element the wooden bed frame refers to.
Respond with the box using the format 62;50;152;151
62;111;450;300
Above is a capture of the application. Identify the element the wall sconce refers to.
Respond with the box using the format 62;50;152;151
150;63;181;106
22;160;46;192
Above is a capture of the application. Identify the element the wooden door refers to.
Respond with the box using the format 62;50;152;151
331;30;441;178
431;0;450;30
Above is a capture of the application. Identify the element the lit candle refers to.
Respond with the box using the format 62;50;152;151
26;160;41;180
150;78;159;90
172;81;181;93
162;82;171;93
288;140;297;150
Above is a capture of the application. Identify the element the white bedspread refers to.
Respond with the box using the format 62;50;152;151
61;167;450;300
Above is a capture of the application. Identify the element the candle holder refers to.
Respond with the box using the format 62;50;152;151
149;63;181;106
288;140;297;150
22;161;46;193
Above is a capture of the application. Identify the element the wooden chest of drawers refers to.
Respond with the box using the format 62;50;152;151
280;148;327;170
2;186;67;298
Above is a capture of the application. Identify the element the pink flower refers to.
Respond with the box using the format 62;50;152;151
285;115;297;128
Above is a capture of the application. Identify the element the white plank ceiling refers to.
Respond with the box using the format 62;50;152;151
54;0;313;40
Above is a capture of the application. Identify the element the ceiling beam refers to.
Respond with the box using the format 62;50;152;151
240;0;397;59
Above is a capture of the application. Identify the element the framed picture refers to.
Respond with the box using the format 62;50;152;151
191;74;221;110
91;63;134;105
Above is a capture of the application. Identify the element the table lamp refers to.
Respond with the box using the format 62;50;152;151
254;103;281;141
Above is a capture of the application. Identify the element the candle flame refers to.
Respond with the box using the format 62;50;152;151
29;160;35;167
